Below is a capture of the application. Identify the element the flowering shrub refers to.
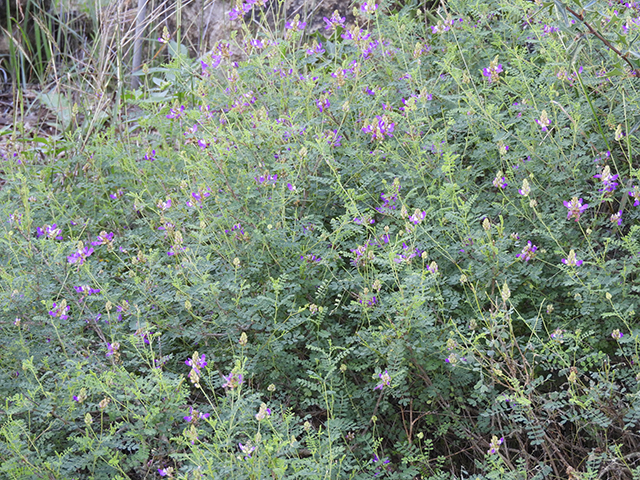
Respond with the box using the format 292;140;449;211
1;0;640;478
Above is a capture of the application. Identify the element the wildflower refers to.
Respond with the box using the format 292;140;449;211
563;197;589;221
562;249;583;266
550;328;564;340
184;406;210;423
611;329;623;339
185;352;207;373
375;370;391;390
158;467;174;478
316;97;330;113
285;15;306;31
157;198;172;211
255;403;272;421
535;110;551;131
516;241;538;262
610;211;622;226
287;183;296;191
166;105;185;119
323;10;345;31
144;149;156;161
186;188;211;208
91;231;114;247
629;186;640;206
493;171;507;189
49;301;70;320
239;442;256;458
482;56;503;83
427;261;438;274
306;41;324;56
74;285;101;296
37;224;63;240
362;115;395;141
67;243;94;265
408;209;426;225
361;2;378;14
519;178;531;196
487;435;504;454
109;189;124;200
222;372;243;389
106;342;120;357
593;165;618;193
73;388;87;403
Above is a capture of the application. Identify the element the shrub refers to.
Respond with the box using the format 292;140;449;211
1;0;640;478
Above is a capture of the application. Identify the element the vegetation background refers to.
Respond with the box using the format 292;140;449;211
1;0;640;479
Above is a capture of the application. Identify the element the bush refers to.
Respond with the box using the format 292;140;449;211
2;0;640;478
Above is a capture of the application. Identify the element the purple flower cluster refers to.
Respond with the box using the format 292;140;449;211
74;285;101;296
186;353;207;373
68;245;94;265
222;372;243;389
229;0;265;20
362;115;395;141
37;224;63;240
375;370;391;390
319;129;343;147
49;302;70;320
516;241;538;262
255;173;278;185
629;185;640;206
593;166;618;193
482;63;503;83
394;242;423;264
563;197;588;222
323;10;345;31
91;231;114;247
186;188;211;208
166;105;185;119
184;406;210;423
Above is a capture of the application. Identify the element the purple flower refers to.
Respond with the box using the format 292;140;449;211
362;115;395;141
563;197;588;222
184;406;210;423
408;209;426;225
516;241;538;262
487;435;504;455
629;186;640;206
49;302;70;320
306;42;325;55
185;353;207;372
535;110;551;132
316;97;330;112
106;342;120;357
186;188;211;208
374;370;391;390
74;285;101;296
109;189;124;200
239;442;256;458
222;372;243;389
492;173;507;189
68;245;94;265
37;224;63;240
561;249;583;267
91;231;114;246
157;198;172;211
611;329;623;339
593;166;618;193
144;149;156;161
287;183;296;191
323;10;345;31
255;403;272;421
285;18;306;31
482;62;503;83
166;106;185;119
610;211;622;226
361;2;378;14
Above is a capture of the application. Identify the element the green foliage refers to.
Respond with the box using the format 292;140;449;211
2;0;640;478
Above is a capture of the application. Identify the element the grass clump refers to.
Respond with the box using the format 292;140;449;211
2;0;640;478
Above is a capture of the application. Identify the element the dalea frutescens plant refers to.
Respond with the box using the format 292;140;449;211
2;0;640;477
